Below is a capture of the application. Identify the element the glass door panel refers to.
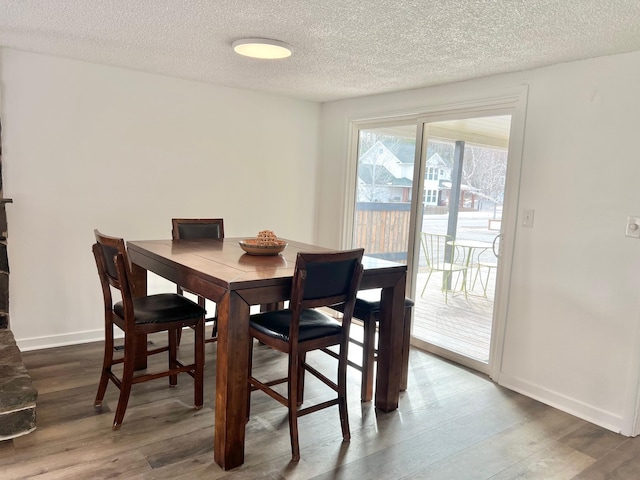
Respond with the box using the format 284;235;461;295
411;115;511;372
352;124;417;263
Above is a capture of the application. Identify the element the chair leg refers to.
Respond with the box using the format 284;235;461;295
113;335;137;430
175;285;186;347
479;266;495;297
169;329;178;387
95;324;114;408
288;353;301;462
296;352;306;406
246;341;254;422
420;271;433;297
337;341;351;443
211;318;218;338
443;271;450;303
471;264;482;292
361;313;376;402
194;317;204;409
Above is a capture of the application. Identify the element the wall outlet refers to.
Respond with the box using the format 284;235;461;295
522;209;534;228
626;216;640;238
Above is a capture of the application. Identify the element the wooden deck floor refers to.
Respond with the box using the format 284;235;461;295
411;267;495;363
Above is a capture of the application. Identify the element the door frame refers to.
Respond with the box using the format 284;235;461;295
345;86;529;379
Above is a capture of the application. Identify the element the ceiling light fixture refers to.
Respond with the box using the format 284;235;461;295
232;38;292;59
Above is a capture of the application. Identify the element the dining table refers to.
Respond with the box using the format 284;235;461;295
126;237;408;470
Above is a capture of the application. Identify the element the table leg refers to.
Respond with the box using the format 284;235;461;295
400;305;412;391
374;273;406;411
130;262;148;371
214;291;251;470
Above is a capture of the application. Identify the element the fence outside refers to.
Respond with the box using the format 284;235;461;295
353;202;411;262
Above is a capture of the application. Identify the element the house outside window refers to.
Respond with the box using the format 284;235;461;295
423;189;437;204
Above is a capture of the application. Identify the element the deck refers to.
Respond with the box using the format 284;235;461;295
411;267;495;363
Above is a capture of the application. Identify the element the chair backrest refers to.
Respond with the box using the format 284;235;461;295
477;233;502;263
93;230;135;322
421;232;455;268
171;218;224;240
288;249;365;341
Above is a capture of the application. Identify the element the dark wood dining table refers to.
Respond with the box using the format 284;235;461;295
127;237;408;470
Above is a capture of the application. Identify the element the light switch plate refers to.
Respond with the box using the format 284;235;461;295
522;209;534;228
626;216;640;238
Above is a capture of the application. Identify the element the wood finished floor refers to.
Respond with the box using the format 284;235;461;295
2;331;640;479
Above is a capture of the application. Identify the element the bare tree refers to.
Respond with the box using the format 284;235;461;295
462;145;507;205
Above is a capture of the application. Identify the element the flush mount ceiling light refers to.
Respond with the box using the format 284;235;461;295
232;38;292;59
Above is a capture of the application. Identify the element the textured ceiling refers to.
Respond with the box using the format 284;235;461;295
1;1;640;102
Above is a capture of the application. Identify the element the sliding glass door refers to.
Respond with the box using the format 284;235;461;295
409;115;511;373
349;105;520;375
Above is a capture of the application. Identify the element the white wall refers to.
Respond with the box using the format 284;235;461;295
4;44;640;436
318;51;640;435
0;48;321;349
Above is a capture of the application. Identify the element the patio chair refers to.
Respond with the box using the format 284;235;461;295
472;233;500;297
420;232;467;302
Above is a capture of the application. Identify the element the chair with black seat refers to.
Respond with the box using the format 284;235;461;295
328;288;414;402
247;248;364;462
92;230;205;430
171;218;224;343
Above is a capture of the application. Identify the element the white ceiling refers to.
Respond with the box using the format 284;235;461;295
1;1;640;102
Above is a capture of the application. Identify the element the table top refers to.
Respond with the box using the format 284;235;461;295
127;237;406;292
448;239;493;249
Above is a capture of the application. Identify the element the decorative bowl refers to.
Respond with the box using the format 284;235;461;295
239;238;288;256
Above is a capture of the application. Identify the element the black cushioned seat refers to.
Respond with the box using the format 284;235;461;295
352;289;415;316
329;288;413;402
93;230;205;431
247;249;364;462
250;309;342;342
114;294;205;325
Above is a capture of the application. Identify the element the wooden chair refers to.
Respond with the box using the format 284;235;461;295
247;249;364;461
171;218;224;343
328;289;414;402
92;230;205;430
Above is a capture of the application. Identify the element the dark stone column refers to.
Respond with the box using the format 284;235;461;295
0;329;37;439
0;118;9;330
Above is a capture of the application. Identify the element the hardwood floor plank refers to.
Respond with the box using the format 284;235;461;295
571;437;640;479
2;337;639;479
400;408;587;479
486;443;595;480
559;421;629;460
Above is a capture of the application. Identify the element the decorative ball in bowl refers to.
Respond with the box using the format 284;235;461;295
239;230;287;256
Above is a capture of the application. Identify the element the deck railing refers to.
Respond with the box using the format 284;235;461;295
353;202;411;262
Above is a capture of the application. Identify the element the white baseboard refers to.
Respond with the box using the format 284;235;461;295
497;372;629;436
15;329;122;352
